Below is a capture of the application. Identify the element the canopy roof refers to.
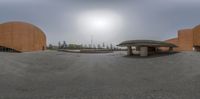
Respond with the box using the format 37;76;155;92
118;40;177;47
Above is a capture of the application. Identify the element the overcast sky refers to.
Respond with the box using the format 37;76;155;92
0;0;200;45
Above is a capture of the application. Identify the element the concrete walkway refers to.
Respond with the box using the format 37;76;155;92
0;51;200;99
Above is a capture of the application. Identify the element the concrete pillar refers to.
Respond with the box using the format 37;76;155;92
193;47;195;51
140;47;148;56
136;46;140;51
127;46;133;56
155;47;158;52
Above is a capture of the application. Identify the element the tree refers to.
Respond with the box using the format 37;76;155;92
110;44;113;50
48;44;53;49
58;41;61;49
84;44;88;48
67;44;82;49
97;44;101;49
62;41;67;49
102;42;105;48
106;45;109;49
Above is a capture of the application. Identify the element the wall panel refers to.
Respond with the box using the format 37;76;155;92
0;22;46;52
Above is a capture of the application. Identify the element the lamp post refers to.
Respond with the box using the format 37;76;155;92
91;34;93;48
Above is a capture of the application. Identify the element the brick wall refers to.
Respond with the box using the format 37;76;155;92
193;25;200;46
178;29;193;51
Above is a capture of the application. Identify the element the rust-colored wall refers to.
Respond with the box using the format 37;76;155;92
0;21;46;52
165;38;179;51
165;38;178;46
178;29;193;51
193;25;200;46
164;29;194;51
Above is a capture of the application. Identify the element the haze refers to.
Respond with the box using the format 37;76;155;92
1;0;200;45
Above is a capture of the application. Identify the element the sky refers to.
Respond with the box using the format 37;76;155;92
0;0;200;46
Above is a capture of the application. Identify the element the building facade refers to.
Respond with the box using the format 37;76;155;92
0;21;46;52
165;25;200;51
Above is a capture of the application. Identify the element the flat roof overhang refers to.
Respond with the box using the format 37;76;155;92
117;40;178;48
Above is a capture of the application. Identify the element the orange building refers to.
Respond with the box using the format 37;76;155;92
0;21;46;52
165;25;200;51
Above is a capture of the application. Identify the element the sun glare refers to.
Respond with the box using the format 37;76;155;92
77;10;123;35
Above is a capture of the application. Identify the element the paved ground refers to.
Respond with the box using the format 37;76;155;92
0;51;200;99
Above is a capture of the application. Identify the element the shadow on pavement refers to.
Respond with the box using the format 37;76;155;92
124;52;180;58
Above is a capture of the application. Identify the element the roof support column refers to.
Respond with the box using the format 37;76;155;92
140;47;148;56
136;46;140;51
127;46;133;56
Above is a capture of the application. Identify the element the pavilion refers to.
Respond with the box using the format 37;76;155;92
118;40;177;56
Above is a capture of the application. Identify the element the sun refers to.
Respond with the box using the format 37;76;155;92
89;16;110;31
76;10;123;35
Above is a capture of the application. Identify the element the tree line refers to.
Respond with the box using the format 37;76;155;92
47;41;121;50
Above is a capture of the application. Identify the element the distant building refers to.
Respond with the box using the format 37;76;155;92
165;24;200;51
0;21;46;52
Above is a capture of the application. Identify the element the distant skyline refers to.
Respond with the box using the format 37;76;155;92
1;0;200;45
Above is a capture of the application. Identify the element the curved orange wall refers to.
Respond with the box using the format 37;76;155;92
0;22;46;52
193;25;200;46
